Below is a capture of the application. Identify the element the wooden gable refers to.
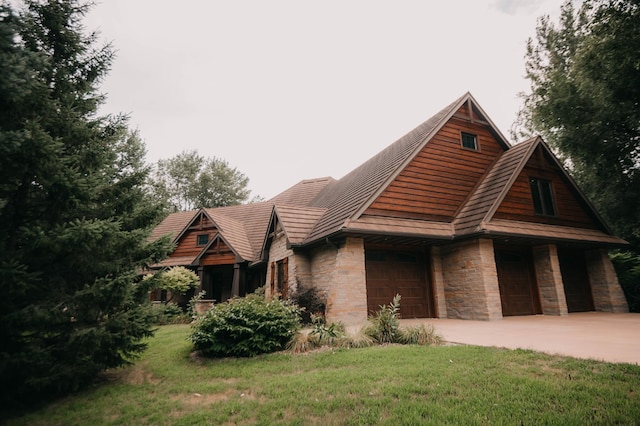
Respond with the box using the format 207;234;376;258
364;104;505;222
492;145;602;230
169;211;219;260
198;237;237;266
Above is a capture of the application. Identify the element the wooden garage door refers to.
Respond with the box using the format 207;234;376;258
495;248;541;316
559;250;594;313
365;250;433;318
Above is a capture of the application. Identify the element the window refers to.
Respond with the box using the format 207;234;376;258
276;258;288;299
270;259;289;298
196;234;209;246
461;132;478;150
529;178;556;216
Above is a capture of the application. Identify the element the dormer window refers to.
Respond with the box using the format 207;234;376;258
530;178;556;216
196;234;209;246
461;132;478;150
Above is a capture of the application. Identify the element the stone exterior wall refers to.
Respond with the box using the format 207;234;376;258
439;238;503;320
532;244;568;316
265;230;297;298
308;242;337;304
308;237;368;325
586;249;629;313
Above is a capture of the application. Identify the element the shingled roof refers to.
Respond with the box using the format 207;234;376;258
454;137;537;235
454;136;626;246
302;92;510;244
151;92;626;259
151;177;334;265
149;210;197;243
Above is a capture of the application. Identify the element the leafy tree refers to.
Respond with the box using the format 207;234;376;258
149;150;251;211
515;0;640;311
148;266;199;303
515;0;640;249
0;0;171;406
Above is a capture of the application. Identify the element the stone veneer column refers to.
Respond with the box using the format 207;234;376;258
440;238;503;320
325;237;368;325
586;249;629;312
532;244;568;316
430;246;449;318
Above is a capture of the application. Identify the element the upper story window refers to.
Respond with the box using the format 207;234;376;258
529;178;556;216
196;234;209;246
461;132;478;150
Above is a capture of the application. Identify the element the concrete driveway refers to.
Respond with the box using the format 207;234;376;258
403;312;640;365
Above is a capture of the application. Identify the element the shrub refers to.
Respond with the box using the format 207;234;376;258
366;294;402;344
286;332;320;353
189;294;301;357
309;313;345;346
399;324;442;346
151;302;190;325
335;328;376;349
289;285;326;324
154;266;199;304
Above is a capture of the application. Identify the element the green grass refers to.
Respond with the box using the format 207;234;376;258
6;324;640;425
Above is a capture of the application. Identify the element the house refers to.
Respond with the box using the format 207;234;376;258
149;92;629;324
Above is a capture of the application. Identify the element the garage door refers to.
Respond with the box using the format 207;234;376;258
559;250;594;312
365;250;433;318
495;248;541;316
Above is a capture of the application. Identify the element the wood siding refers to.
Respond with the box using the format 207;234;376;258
168;212;218;260
493;146;599;230
170;229;216;258
200;239;236;266
365;110;505;221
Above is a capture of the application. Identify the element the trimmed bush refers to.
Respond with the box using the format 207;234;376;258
189;295;301;357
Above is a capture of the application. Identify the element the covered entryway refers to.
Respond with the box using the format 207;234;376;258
495;246;542;316
365;247;434;318
558;249;595;312
201;265;234;303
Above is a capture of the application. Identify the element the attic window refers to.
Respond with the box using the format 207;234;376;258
196;234;209;246
461;132;478;150
530;178;556;216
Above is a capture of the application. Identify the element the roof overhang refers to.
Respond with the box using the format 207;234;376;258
149;256;197;269
479;219;628;248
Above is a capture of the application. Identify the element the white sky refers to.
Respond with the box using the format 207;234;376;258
84;0;564;200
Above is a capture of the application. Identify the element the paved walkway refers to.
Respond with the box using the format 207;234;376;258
402;312;640;365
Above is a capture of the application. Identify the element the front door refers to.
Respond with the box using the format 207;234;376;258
495;247;541;316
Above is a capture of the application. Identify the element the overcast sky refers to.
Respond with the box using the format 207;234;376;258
84;0;564;200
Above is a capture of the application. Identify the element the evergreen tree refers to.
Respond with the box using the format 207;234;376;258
0;0;171;405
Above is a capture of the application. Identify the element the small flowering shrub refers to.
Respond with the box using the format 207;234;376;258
189;294;301;358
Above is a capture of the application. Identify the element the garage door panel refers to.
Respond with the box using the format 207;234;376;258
495;248;541;317
365;250;433;318
559;250;594;313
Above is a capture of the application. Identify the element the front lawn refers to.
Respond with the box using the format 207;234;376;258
6;324;640;425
